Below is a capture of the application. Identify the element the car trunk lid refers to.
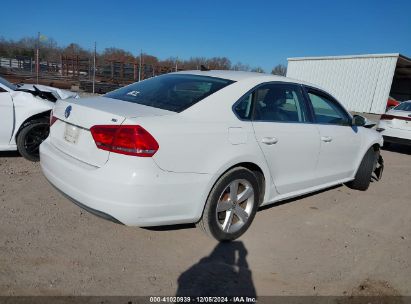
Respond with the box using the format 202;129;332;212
50;96;174;167
384;110;411;131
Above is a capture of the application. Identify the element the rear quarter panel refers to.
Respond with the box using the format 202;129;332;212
122;114;274;205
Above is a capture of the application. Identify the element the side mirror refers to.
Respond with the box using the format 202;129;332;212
352;115;366;127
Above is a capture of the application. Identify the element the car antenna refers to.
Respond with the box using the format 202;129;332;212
200;65;210;71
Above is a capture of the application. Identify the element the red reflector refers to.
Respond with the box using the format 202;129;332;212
380;114;411;121
90;125;159;157
50;115;58;126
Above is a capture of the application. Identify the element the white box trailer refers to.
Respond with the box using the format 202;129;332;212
287;53;411;114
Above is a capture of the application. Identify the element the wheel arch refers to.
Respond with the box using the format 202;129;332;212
197;160;272;222
352;140;381;178
229;162;266;206
14;110;51;141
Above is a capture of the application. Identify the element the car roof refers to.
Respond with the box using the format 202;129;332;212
170;69;312;85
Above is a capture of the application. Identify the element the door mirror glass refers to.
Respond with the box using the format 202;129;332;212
352;115;366;126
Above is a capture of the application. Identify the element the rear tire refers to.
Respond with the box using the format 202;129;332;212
16;119;49;162
346;147;377;191
198;167;260;241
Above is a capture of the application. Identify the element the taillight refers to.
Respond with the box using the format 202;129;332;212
90;125;159;157
50;115;58;126
380;114;411;121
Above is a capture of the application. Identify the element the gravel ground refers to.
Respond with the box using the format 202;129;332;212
0;145;410;296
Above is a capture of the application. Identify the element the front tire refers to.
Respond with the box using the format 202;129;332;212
198;167;260;241
346;147;377;191
16;119;49;162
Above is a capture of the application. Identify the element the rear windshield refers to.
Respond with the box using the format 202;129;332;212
105;74;235;112
394;102;411;112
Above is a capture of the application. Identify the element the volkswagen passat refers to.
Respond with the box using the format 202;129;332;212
40;71;384;241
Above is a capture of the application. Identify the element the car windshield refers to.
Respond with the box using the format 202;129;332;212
0;76;16;91
394;102;411;112
105;74;235;112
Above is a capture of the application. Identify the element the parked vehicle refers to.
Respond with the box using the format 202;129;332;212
0;76;79;161
40;71;384;241
386;96;400;111
377;100;411;146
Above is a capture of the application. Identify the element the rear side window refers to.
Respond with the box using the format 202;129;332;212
105;74;234;112
394;102;411;111
233;93;253;120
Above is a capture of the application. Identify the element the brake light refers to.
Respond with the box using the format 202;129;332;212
380;114;411;121
50;115;58;126
90;125;159;157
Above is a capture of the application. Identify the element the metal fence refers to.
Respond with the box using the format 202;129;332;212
0;55;178;93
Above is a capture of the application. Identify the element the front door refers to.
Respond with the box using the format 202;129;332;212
304;88;361;183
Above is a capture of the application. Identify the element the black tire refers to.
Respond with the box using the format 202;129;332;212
346;147;377;191
198;167;260;241
16;119;49;162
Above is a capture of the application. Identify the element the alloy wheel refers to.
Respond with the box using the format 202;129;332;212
215;179;255;234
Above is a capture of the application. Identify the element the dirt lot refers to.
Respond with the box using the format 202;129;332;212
0;145;410;297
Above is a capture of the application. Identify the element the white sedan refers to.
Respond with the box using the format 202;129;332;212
377;101;411;146
40;71;384;241
0;76;79;161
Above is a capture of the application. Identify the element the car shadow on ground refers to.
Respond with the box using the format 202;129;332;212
382;143;411;155
0;151;21;158
176;241;256;297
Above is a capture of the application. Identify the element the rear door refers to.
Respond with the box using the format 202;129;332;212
304;87;361;183
251;83;321;194
0;88;14;147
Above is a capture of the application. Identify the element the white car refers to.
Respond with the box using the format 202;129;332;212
40;71;384;241
0;76;79;161
377;101;411;146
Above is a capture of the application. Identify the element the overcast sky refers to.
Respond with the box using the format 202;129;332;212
1;0;410;72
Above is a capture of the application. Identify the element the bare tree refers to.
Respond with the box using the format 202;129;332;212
207;57;231;70
232;62;250;71
271;64;287;76
0;35;267;76
143;54;159;66
251;67;265;73
101;47;134;62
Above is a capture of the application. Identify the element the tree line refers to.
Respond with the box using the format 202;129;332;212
0;36;287;76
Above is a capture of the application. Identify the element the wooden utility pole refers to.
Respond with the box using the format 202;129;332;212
92;42;96;94
138;49;142;82
36;32;40;84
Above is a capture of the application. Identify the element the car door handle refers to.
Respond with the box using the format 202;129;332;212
321;136;333;142
261;137;278;145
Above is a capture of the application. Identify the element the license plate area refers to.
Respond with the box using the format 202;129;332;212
64;123;80;144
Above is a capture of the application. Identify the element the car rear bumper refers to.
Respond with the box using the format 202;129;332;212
40;138;211;226
383;135;411;146
377;121;411;145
